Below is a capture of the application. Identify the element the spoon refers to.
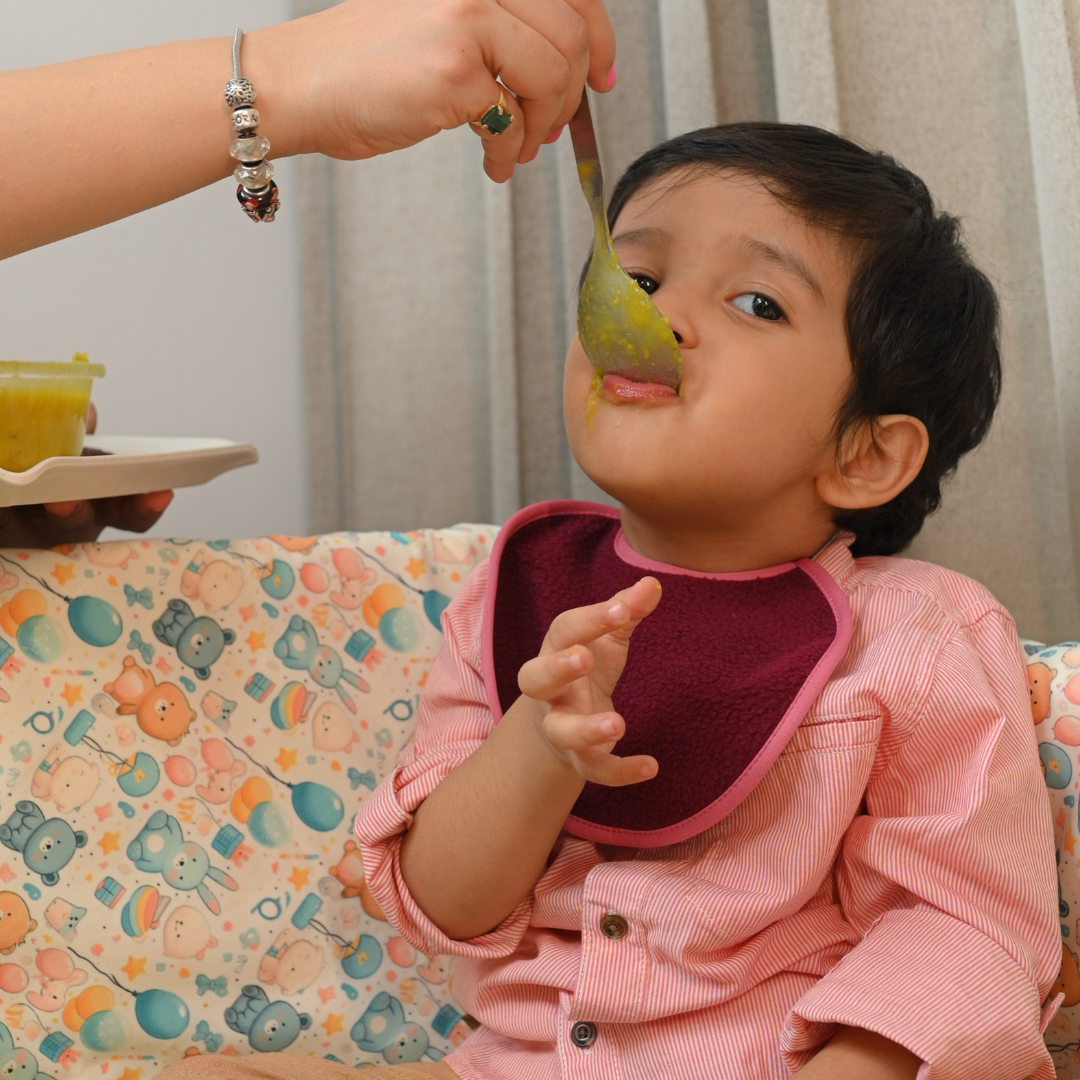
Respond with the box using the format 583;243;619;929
568;93;683;390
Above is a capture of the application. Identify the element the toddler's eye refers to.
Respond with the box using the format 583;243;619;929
629;273;659;295
732;292;785;322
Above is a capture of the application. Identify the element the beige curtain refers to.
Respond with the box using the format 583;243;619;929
293;0;1080;643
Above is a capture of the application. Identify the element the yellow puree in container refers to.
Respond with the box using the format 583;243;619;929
0;354;104;472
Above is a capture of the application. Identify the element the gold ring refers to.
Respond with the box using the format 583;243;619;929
470;90;514;136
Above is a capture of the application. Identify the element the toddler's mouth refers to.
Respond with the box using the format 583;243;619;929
599;373;680;403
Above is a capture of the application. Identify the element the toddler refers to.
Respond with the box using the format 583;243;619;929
185;123;1062;1080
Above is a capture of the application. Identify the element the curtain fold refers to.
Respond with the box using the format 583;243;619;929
294;0;1080;641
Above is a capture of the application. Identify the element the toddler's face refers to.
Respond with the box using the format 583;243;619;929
565;170;854;545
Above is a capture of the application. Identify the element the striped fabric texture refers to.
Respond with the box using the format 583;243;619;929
354;532;1061;1080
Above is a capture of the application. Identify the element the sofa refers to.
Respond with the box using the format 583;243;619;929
0;527;1075;1078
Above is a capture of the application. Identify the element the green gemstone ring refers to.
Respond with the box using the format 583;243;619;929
472;92;514;136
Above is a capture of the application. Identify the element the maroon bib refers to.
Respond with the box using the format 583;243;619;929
482;501;852;847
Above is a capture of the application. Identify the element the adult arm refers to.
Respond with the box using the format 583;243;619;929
0;0;616;260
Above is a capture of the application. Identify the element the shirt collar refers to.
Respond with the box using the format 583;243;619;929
812;529;857;587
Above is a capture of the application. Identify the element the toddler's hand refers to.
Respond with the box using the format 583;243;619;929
517;577;661;787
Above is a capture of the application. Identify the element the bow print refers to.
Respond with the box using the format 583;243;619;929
124;584;153;609
348;767;377;791
193;1019;223;1052
196;973;228;997
126;630;154;664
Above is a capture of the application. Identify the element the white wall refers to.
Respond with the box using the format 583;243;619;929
0;1;305;540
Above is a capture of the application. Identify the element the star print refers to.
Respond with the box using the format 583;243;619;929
1066;828;1076;856
321;1013;344;1036
51;562;75;585
121;955;146;981
288;866;309;890
405;557;426;580
98;831;120;855
246;631;266;652
61;683;83;707
240;604;256;622
317;986;335;1004
275;747;298;772
119;1068;142;1080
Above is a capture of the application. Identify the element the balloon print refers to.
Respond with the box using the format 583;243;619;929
67;595;123;647
260;560;295;600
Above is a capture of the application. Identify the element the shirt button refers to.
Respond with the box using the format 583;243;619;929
570;1021;597;1048
599;913;628;940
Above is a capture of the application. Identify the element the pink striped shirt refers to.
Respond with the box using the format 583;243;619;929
354;531;1060;1080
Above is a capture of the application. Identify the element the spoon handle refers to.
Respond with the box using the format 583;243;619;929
568;93;610;251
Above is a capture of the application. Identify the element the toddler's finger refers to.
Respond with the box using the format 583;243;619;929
518;645;593;700
544;576;662;652
542;709;623;752
579;752;658;788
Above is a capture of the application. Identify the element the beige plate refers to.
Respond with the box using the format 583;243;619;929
0;435;259;508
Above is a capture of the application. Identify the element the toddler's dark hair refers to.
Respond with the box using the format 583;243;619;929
603;122;1001;558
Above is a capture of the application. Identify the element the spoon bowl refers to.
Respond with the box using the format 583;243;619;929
569;95;682;390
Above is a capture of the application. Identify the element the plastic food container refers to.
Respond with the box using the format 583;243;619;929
0;357;105;472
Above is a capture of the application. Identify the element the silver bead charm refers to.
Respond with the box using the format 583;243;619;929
231;107;261;132
225;29;279;223
224;76;256;108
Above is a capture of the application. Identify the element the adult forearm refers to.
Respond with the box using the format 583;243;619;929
0;30;306;260
400;694;586;941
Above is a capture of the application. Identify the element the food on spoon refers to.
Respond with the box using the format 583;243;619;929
0;353;105;472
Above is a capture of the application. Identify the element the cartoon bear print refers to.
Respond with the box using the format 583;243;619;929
0;801;87;886
330;840;387;920
1054;941;1080;1008
105;656;196;745
350;992;433;1065
153;599;236;681
0;893;37;954
31;744;99;813
225;985;311;1052
181;550;245;612
0;1022;52;1080
1028;661;1056;724
257;928;325;994
81;541;138;570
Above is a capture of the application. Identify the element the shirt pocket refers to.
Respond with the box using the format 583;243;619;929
779;715;880;756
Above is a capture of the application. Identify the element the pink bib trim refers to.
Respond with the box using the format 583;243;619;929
482;500;853;848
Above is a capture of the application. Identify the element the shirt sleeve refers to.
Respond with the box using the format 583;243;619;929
782;607;1061;1080
352;559;533;960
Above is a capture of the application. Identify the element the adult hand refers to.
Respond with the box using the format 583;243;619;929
0;405;173;550
516;575;661;786
258;0;617;181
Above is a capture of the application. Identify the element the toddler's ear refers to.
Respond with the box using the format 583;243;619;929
816;414;929;511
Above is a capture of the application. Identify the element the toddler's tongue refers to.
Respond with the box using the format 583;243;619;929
601;373;679;402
